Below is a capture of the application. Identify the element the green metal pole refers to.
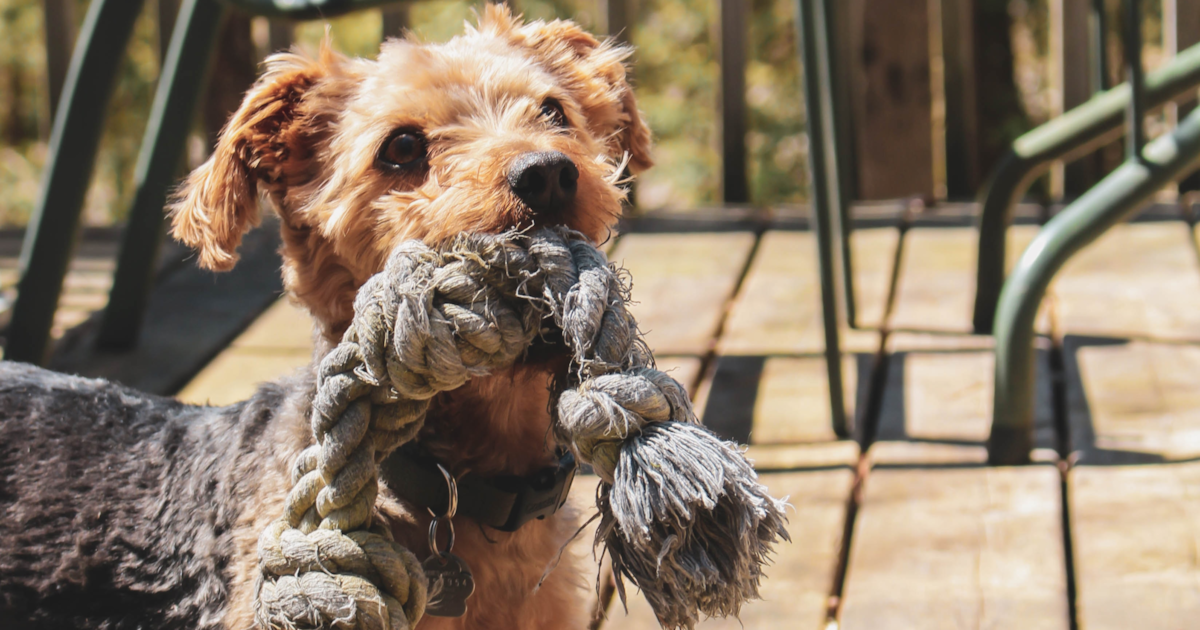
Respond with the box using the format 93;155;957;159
797;0;849;437
821;0;856;329
97;0;228;350
1091;0;1108;93
972;43;1200;334
5;0;144;365
989;106;1200;465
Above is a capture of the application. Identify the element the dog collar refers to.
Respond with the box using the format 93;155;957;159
380;444;577;533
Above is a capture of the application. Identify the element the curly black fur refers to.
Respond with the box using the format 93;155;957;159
0;361;314;630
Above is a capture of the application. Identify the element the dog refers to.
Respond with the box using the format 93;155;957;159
0;5;652;629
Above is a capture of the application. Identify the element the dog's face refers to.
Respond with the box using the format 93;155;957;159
171;6;651;338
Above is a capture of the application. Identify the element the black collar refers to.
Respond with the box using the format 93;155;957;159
380;443;577;533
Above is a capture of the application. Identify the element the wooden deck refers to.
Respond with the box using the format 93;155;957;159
13;205;1200;628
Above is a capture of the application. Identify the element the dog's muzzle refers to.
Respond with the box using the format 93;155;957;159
380;443;577;532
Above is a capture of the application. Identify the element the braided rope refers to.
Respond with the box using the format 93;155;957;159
254;227;786;630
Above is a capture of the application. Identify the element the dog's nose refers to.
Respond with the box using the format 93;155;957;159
508;151;579;216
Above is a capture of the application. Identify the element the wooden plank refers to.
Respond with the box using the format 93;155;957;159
1066;337;1200;462
873;331;1058;467
610;232;756;355
1051;0;1099;196
229;298;313;351
176;348;312;405
1070;463;1200;629
850;228;900;329
890;226;1045;333
701;354;864;445
874;345;1057;450
654;355;703;393
841;464;1069;629
1056;222;1200;341
602;469;854;629
176;299;314;405
852;0;934;199
939;0;979;198
46;225;284;396
745;440;860;469
719;229;894;355
1166;0;1200;122
1168;0;1200;189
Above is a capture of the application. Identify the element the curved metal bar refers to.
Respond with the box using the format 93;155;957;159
972;43;1200;334
220;0;400;20
5;0;144;364
97;0;227;350
988;106;1200;465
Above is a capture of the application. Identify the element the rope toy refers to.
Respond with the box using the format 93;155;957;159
254;227;789;630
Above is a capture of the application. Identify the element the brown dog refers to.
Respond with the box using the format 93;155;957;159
172;6;651;629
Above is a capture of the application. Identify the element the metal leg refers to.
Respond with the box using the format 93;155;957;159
798;0;849;437
97;0;227;350
972;43;1200;334
821;0;855;328
5;0;144;365
1126;0;1147;160
989;106;1200;465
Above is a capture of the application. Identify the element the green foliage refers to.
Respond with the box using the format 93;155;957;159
0;0;159;227
0;0;54;225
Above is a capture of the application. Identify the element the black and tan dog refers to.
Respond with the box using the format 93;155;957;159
0;7;651;629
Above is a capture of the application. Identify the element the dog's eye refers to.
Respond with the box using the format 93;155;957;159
379;131;427;168
540;99;568;128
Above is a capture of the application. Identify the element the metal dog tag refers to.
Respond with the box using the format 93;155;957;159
422;551;475;617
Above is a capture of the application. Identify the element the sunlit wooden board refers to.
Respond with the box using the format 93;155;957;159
840;464;1069;629
718;230;890;355
1056;222;1200;341
1066;338;1200;463
700;354;864;445
1070;462;1200;629
890;225;1043;333
609;232;758;356
873;343;1057;453
176;299;313;405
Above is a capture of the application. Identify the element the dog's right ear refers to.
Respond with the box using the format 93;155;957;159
170;51;333;272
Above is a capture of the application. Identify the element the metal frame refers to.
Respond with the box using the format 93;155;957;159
988;0;1200;464
6;0;146;364
971;42;1200;335
98;0;227;349
797;0;849;437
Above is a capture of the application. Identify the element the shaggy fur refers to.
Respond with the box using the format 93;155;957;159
1;6;650;630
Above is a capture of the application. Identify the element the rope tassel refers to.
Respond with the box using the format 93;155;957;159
254;227;788;630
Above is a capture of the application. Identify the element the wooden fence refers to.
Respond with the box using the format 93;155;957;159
33;0;1200;207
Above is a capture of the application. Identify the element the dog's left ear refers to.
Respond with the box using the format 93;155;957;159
489;6;653;172
170;47;340;271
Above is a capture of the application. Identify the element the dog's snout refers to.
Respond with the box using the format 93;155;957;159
508;151;579;216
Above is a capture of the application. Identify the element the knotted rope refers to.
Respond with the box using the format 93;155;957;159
254;227;788;630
